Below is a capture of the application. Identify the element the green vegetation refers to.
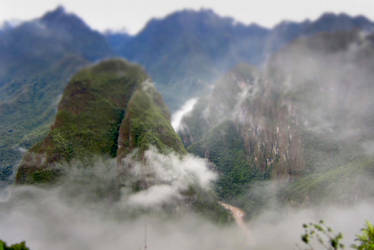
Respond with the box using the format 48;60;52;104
301;221;374;250
301;220;345;249
0;55;89;180
0;240;29;250
15;59;147;183
189;121;258;200
180;64;294;215
0;6;113;181
179;30;374;214
283;157;374;205
190;189;234;224
36;59;146;161
16;59;187;184
353;222;374;250
118;82;186;158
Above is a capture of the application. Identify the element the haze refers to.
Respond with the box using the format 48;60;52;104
1;0;373;34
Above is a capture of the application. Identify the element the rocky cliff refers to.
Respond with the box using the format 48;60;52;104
180;30;374;208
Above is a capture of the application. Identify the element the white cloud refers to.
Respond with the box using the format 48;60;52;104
171;98;197;131
120;148;217;207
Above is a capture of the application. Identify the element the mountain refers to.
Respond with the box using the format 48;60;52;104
0;6;112;183
2;6;374;186
0;20;21;35
108;11;374;111
0;6;111;85
179;30;374;214
179;63;304;207
111;9;270;111
15;58;230;223
265;12;374;53
104;31;132;54
16;59;185;184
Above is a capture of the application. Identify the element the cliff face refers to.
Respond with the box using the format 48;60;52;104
180;64;304;200
117;81;186;159
16;59;185;184
180;30;374;204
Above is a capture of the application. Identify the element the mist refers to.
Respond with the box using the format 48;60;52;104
1;147;374;250
172;98;198;131
171;29;374;249
2;6;374;250
0;150;245;250
2;172;374;250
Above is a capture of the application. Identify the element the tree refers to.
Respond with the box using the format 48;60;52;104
300;221;374;250
0;240;30;250
300;220;344;250
352;221;374;250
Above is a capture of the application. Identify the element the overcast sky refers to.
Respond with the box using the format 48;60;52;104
1;0;373;34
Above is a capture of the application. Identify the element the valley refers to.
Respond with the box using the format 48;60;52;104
1;4;374;250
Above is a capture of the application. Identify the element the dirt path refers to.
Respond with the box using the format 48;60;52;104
219;202;254;244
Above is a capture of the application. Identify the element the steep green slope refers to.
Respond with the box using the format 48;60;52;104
117;81;186;158
188;121;256;200
0;7;112;182
13;59;230;223
15;59;181;184
0;55;89;184
282;157;374;205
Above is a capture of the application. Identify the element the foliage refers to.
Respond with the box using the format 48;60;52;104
15;59;147;183
30;169;62;184
188;121;268;204
0;6;112;179
118;83;186;158
16;59;187;184
0;240;30;250
283;157;374;205
301;220;344;249
300;221;374;250
352;222;374;250
0;55;88;178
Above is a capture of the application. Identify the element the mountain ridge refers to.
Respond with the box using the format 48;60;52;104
2;6;374;185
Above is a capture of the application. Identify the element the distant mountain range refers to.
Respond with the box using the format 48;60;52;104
107;10;374;110
1;5;374;184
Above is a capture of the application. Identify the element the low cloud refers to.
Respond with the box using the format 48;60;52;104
119;148;217;208
172;98;198;131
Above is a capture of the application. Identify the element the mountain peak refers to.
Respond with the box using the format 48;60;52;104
40;5;88;29
143;8;255;32
42;6;66;20
315;12;373;27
